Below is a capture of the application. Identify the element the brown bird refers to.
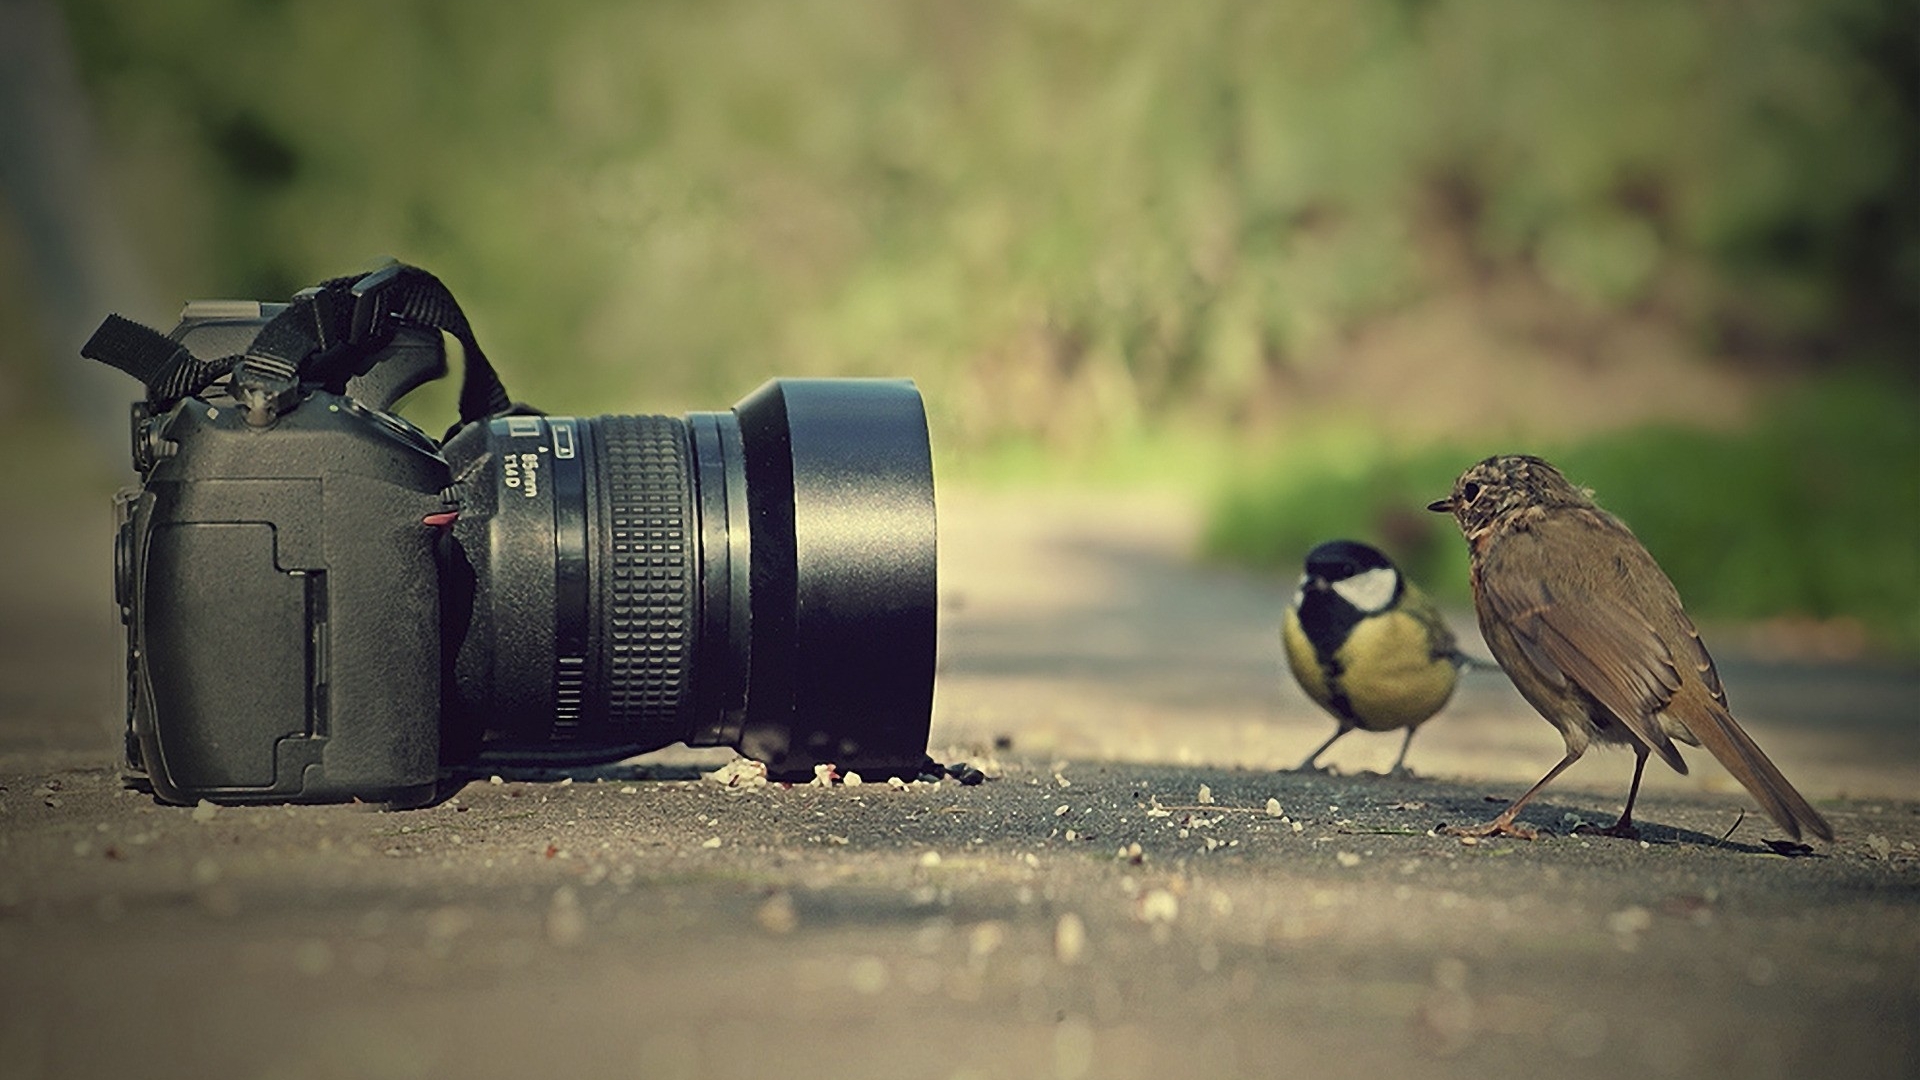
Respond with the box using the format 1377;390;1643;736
1427;454;1833;842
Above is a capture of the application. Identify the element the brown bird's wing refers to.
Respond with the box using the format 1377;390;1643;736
1485;512;1834;842
1477;527;1690;773
1621;553;1732;712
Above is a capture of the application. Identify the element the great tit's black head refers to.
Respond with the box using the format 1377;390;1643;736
1295;539;1402;619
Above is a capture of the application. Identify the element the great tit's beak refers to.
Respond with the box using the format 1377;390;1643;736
1426;497;1454;513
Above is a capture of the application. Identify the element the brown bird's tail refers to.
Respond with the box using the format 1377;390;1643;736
1674;702;1834;842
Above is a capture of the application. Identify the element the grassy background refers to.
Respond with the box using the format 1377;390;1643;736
1203;371;1920;654
6;0;1917;650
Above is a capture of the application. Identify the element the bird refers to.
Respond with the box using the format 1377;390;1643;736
1426;454;1833;842
1282;539;1473;776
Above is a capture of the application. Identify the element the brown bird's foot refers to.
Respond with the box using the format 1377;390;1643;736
1573;820;1641;841
1439;818;1539;841
1385;765;1420;781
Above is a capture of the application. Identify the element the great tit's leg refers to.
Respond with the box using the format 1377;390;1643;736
1291;725;1351;773
1386;727;1418;778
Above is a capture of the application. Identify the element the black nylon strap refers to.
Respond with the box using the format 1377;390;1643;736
83;263;517;434
81;314;235;406
257;264;513;424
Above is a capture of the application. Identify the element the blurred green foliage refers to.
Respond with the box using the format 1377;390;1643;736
42;0;1919;644
54;0;1916;433
1204;372;1920;653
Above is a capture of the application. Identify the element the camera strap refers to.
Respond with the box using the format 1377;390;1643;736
81;314;233;407
83;262;515;435
256;263;514;423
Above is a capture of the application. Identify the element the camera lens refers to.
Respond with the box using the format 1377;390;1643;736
441;379;937;779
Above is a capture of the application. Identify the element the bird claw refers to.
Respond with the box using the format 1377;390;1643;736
1439;819;1539;841
1573;820;1641;840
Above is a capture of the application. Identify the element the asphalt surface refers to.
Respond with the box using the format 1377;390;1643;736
2;485;1917;1080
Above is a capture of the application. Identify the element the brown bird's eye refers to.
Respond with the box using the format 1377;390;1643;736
1461;481;1482;504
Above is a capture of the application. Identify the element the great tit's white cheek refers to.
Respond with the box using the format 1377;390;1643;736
1331;566;1398;614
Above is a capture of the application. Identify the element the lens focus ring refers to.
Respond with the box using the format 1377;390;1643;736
592;415;696;735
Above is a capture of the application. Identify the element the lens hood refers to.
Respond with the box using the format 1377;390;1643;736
730;379;938;777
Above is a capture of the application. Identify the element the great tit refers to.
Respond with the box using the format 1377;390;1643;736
1282;539;1469;775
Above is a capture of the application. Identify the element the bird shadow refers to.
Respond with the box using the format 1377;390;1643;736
1426;791;1810;856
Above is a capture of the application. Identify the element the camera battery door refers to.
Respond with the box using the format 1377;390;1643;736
129;392;451;807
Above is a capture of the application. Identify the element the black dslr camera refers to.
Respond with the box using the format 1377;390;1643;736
86;264;937;807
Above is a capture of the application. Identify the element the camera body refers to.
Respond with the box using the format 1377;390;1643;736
99;266;937;807
117;304;456;806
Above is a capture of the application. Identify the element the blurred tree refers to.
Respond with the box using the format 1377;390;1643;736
0;0;151;453
32;0;1920;441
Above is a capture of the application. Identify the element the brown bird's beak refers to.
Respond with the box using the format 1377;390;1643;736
1426;497;1454;513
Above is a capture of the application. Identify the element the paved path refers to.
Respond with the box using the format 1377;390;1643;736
2;485;1916;1080
934;488;1919;801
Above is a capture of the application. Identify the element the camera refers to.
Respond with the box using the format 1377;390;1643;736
87;264;937;806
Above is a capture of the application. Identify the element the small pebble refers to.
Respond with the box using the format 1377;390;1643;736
968;921;1007;962
757;893;798;934
1138;889;1179;924
848;956;889;995
547;886;585;947
1607;906;1653;936
1055;913;1087;964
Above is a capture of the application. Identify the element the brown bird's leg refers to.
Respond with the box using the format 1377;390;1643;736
1293;726;1351;773
1576;745;1650;839
1386;727;1417;778
1441;750;1583;840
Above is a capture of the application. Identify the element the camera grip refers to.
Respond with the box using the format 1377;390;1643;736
129;399;450;806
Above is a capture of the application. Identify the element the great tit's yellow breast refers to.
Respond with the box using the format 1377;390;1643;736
1336;608;1458;731
1282;609;1335;711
